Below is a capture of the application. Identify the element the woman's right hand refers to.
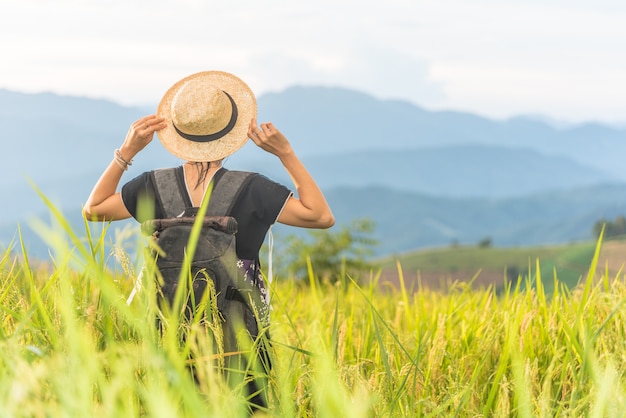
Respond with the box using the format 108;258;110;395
119;115;167;161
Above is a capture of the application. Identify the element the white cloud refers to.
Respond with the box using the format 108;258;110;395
1;0;625;123
245;45;445;105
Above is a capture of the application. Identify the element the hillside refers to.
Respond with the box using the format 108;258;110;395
377;239;626;293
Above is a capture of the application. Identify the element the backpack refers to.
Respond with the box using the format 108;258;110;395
141;167;265;342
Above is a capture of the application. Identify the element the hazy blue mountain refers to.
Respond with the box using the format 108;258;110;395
243;145;614;198
2;87;626;258
253;86;626;179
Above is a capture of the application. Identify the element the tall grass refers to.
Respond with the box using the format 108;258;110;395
1;197;626;416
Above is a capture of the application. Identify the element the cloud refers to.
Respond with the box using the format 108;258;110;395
2;0;626;123
333;44;447;105
247;45;446;107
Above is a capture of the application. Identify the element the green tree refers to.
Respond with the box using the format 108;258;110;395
593;215;626;240
593;218;606;239
277;218;378;284
477;237;493;248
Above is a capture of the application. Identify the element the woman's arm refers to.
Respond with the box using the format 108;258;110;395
247;118;335;229
83;115;166;221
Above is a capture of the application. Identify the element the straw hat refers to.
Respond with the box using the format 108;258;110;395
156;71;256;162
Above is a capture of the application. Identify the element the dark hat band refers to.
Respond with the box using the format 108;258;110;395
173;91;238;143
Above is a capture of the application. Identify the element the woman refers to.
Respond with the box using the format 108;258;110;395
83;71;334;411
83;71;334;229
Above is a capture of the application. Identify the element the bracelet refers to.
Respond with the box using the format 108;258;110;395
114;149;133;171
113;156;127;171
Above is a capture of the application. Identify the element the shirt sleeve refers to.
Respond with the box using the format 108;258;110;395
248;174;293;224
120;172;162;222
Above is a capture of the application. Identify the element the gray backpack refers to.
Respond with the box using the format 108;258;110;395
141;167;264;341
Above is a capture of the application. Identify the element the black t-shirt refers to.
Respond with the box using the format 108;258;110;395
121;167;292;260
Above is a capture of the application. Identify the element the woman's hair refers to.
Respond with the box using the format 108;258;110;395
190;160;223;189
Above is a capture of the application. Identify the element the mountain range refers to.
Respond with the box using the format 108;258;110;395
1;86;625;258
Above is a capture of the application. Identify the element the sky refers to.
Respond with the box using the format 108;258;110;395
1;0;626;125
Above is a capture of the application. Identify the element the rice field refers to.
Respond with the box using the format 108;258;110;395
1;205;626;417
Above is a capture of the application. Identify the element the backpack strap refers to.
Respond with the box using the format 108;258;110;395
151;167;253;219
150;166;189;218
206;170;254;216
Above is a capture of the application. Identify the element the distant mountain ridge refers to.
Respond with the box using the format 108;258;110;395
251;144;614;198
255;86;626;178
1;87;626;257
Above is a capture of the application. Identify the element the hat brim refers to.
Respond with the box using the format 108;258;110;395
156;71;256;162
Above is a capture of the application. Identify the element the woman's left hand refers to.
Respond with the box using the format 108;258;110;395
247;118;293;159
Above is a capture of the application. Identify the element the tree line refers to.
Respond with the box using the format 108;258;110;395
593;215;626;240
